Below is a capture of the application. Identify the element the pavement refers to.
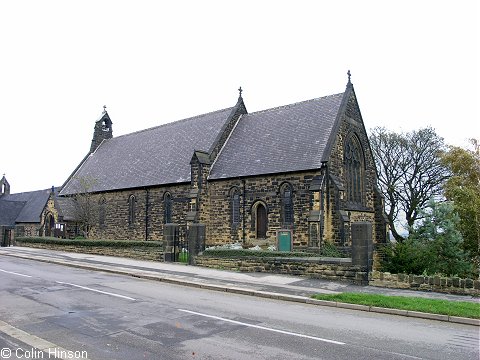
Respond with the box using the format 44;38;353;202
0;246;478;326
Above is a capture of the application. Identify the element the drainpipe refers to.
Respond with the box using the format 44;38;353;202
242;178;246;243
145;188;150;241
320;164;327;242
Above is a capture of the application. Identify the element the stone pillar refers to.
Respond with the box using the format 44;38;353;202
351;222;373;284
188;224;206;265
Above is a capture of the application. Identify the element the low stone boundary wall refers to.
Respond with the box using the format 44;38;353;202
16;242;163;261
371;271;480;296
195;256;369;285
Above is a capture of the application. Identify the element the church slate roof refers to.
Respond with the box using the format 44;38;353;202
54;196;79;221
60;107;235;195
209;93;344;180
0;189;51;224
0;200;26;226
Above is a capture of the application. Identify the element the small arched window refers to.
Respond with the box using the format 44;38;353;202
128;195;136;226
164;192;172;224
344;134;364;204
230;187;241;226
99;197;106;228
280;183;294;226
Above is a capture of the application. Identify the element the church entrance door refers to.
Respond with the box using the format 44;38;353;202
256;204;267;239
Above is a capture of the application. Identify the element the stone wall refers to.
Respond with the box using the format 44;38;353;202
87;183;191;241
15;223;38;237
370;270;480;296
195;255;369;285
16;241;163;261
206;171;319;247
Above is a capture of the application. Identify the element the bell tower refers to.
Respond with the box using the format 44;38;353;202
1;174;10;195
90;105;113;153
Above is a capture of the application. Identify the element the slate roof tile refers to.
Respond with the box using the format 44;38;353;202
1;189;51;223
60;107;234;195
59;90;345;194
209;93;344;179
0;200;26;226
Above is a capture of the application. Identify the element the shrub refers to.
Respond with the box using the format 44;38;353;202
381;200;474;277
202;247;345;258
320;242;344;257
15;237;162;248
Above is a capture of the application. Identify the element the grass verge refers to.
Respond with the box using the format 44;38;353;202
312;292;479;319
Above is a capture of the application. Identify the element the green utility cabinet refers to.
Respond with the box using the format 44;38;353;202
277;230;292;251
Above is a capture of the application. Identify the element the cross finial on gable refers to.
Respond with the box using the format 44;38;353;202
103;105;107;113
238;86;243;98
347;70;352;84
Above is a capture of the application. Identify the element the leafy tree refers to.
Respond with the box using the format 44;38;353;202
410;199;472;277
369;127;449;241
382;199;473;277
72;176;98;239
440;139;480;269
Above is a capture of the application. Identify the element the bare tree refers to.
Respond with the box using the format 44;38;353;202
369;127;449;241
73;176;98;239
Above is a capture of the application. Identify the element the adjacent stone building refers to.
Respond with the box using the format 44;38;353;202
0;176;57;243
59;75;387;250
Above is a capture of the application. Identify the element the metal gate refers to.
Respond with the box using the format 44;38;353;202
164;224;205;263
175;225;189;263
1;228;12;247
164;224;189;263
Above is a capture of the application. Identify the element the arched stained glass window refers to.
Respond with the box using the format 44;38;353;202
344;135;364;204
280;183;294;226
99;197;106;228
230;187;240;226
128;195;136;226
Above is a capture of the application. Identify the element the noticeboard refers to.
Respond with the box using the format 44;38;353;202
277;230;292;252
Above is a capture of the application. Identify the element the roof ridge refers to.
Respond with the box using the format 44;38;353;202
0;198;27;205
248;92;344;116
113;106;234;140
6;188;50;197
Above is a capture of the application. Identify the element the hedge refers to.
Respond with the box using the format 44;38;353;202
202;249;343;258
15;237;163;248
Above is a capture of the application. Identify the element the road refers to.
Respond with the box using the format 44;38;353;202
0;256;478;360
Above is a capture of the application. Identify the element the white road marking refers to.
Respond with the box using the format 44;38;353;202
55;281;136;301
0;319;91;360
0;268;32;278
178;309;346;345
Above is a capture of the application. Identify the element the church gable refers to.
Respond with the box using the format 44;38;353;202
327;88;376;203
318;79;383;245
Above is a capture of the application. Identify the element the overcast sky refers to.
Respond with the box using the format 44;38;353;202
1;0;478;194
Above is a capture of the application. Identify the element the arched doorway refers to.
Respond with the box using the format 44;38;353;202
45;214;54;237
256;203;267;239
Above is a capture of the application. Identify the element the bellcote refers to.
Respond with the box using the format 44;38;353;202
90;106;113;153
1;174;10;195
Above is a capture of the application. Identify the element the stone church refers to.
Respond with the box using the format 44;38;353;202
0;176;65;244
58;74;387;250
